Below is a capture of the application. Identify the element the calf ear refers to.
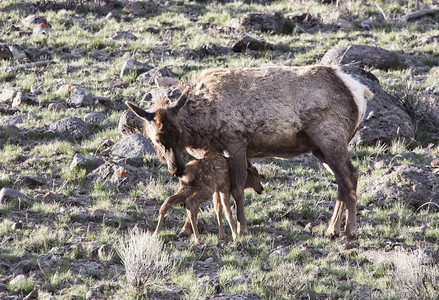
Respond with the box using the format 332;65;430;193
125;102;155;121
169;86;190;114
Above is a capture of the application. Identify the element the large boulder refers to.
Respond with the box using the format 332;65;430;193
366;164;439;209
118;109;144;136
48;117;89;140
321;44;399;70
87;160;152;190
111;133;155;166
341;65;415;145
231;12;287;33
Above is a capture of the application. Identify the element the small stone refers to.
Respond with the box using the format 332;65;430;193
110;31;137;41
303;222;316;234
122;1;158;16
66;93;93;108
9;44;27;61
11;221;23;230
389;213;399;222
84;112;105;124
113;80;129;89
231;275;245;284
70;153;104;171
120;59;153;77
48;102;67;111
335;18;353;30
12;92;37;108
85;289;97;300
91;208;115;218
0;89;17;103
17;175;46;188
232;35;275;52
155;76;176;87
9;274;26;285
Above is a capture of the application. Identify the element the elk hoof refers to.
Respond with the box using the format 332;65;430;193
177;231;190;239
341;231;358;241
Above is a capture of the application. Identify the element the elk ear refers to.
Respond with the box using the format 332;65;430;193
169;87;190;115
125;101;155;121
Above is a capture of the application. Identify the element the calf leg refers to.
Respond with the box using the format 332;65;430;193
213;190;227;241
154;189;191;235
220;192;237;241
185;190;213;244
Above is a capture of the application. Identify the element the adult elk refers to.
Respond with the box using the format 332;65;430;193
126;65;373;240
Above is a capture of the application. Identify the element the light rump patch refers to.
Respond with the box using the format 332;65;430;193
335;69;373;129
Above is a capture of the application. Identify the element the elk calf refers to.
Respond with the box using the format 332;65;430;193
154;157;263;244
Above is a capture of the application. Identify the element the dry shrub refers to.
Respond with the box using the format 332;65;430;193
116;227;174;291
391;249;439;299
400;90;439;142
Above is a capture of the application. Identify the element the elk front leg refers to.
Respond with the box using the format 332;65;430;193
227;151;248;235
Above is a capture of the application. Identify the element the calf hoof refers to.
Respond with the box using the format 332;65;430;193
324;228;340;240
177;231;191;239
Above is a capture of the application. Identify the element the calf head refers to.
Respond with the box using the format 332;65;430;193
245;162;264;194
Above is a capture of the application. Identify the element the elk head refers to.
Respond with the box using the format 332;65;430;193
125;88;189;177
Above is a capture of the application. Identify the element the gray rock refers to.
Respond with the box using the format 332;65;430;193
122;1;158;16
85;289;97;300
118;109;144;136
210;293;261;300
366;164;439;209
232;34;275;52
16;175;46;188
193;43;232;59
138;66;178;84
0;114;26;126
0;44;13;60
120;59;153;78
70;153;104;171
155;76;176;87
48;117;89;140
84;112;105;124
87;160;152;189
321;44;399;70
0;89;17;103
110;31;137;41
231;275;246;284
341;65;415;145
66;93;93;108
12;92;37;108
48;102;67;111
232;12;286;33
8;44;27;61
111;133;155;166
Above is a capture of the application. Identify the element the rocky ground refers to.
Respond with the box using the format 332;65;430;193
0;0;439;299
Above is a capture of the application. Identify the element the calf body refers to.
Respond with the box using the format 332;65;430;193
154;157;263;244
127;65;373;240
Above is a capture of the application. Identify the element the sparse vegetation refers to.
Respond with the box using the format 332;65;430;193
0;0;438;299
